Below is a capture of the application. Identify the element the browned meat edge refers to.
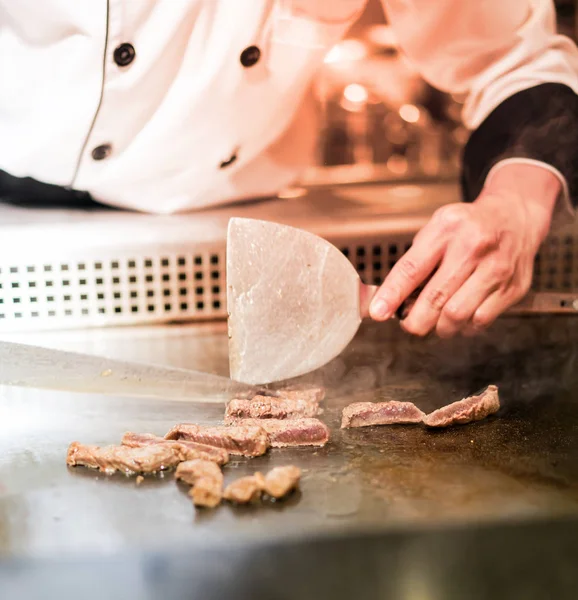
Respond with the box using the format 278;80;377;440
165;423;269;457
175;459;223;508
224;418;329;448
263;466;301;499
223;466;301;504
276;385;326;404
66;441;182;475
225;395;320;421
423;385;500;428
223;474;266;504
122;432;229;465
341;401;425;428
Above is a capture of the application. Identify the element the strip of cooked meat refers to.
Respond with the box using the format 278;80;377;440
224;418;329;448
121;432;229;465
223;466;301;504
223;473;266;504
66;441;182;475
175;459;222;486
423;385;500;428
225;395;320;421
175;459;223;508
263;466;301;499
165;423;269;457
188;479;221;508
277;385;326;404
341;401;425;428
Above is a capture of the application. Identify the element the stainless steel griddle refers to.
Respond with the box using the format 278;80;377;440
1;317;578;598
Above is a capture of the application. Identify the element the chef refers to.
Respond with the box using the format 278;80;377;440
1;0;577;337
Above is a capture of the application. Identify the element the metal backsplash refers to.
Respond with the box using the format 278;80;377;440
1;182;576;332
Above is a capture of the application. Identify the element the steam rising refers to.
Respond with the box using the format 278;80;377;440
273;315;578;415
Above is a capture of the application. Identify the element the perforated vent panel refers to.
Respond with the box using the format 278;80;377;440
338;232;578;292
532;235;577;292
1;181;577;333
339;238;413;287
3;231;576;332
0;248;225;331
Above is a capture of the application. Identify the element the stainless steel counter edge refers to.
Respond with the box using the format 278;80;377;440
1;516;577;600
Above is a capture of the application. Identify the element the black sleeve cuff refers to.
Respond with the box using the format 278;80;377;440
461;83;578;206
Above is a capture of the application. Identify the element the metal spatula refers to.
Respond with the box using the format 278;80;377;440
227;217;578;385
227;218;379;385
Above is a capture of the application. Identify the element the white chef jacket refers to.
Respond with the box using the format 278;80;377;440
0;0;577;214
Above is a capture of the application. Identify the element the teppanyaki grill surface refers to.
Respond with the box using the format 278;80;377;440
1;317;578;598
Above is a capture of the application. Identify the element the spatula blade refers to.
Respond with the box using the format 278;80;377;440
227;218;362;385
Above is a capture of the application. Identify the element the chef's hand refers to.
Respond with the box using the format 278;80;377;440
369;164;561;337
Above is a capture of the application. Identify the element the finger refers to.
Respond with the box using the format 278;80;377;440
471;290;512;329
473;285;527;329
369;225;447;321
472;260;533;329
402;220;503;337
435;258;515;338
400;245;477;337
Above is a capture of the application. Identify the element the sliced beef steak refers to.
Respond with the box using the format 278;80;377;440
122;432;229;465
175;459;223;508
277;385;326;404
423;385;500;428
225;418;329;448
223;474;266;504
175;458;222;486
66;442;182;475
224;466;301;504
341;401;425;428
165;423;269;457
225;395;320;421
263;466;301;499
